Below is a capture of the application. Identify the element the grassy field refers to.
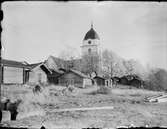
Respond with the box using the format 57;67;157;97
1;84;167;129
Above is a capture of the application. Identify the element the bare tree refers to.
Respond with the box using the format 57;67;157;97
123;60;134;75
58;47;80;70
101;49;115;77
102;49;129;77
82;54;100;76
123;59;146;78
59;48;77;61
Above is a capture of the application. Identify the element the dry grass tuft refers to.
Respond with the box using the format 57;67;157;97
17;101;45;120
88;86;111;95
14;85;58;119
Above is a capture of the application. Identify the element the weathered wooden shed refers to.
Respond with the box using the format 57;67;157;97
129;78;142;88
120;76;129;85
58;69;92;88
47;70;64;85
0;59;31;84
120;75;143;87
93;76;105;86
129;75;143;88
28;63;52;85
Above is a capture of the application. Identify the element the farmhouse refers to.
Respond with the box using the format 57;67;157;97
58;69;92;88
0;59;31;84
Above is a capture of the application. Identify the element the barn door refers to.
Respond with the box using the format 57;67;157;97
66;79;74;86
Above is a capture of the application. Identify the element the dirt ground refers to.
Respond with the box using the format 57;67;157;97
1;84;167;129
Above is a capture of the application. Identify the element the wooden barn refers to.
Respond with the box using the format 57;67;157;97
93;76;105;86
129;75;143;88
120;76;129;85
119;75;143;87
129;78;142;88
0;59;31;84
58;69;92;88
28;62;52;84
47;69;64;85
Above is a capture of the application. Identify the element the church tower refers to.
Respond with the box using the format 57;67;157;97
81;23;101;75
81;23;100;56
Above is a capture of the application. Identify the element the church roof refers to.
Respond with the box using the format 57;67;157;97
83;24;100;40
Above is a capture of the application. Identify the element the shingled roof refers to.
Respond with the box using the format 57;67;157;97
46;56;67;70
28;62;43;69
69;69;89;78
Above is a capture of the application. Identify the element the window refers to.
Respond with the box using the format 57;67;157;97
88;40;91;44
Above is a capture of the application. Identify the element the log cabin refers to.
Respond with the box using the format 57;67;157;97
58;69;92;88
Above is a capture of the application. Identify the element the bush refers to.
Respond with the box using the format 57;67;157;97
143;68;167;91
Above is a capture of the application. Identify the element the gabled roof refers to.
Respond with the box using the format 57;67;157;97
94;76;105;80
58;68;67;72
60;69;89;78
28;62;43;69
29;62;52;74
51;69;64;74
70;69;89;78
120;74;142;81
46;56;66;70
40;64;52;74
1;59;31;68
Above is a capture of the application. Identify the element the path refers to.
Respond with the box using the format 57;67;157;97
46;106;114;112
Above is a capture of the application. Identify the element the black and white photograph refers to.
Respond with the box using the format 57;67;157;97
0;1;167;128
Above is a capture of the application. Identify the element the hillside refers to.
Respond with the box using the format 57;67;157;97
1;84;167;128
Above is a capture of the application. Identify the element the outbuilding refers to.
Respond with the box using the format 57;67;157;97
47;69;64;85
120;76;129;85
1;59;31;84
28;62;52;85
58;69;92;88
93;76;105;86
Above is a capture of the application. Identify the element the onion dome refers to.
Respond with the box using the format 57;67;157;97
83;23;100;40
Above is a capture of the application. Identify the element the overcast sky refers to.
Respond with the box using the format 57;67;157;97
2;2;167;70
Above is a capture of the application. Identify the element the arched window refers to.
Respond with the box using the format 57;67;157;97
88;48;91;54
